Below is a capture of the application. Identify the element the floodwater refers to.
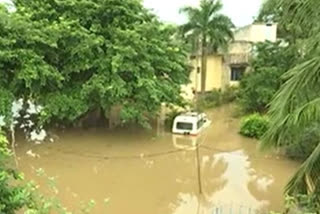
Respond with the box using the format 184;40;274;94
16;106;299;214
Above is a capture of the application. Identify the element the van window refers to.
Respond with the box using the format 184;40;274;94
197;119;204;129
177;122;193;130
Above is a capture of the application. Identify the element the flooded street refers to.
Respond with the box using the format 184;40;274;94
15;106;299;214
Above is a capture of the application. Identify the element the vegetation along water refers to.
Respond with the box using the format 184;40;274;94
1;0;320;213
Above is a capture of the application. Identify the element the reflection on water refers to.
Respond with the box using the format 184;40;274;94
16;105;298;214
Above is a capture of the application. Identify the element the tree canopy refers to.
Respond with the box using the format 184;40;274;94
260;0;320;206
238;41;299;113
0;0;191;128
180;0;234;53
256;0;314;44
180;0;234;93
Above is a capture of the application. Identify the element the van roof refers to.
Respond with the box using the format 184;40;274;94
174;112;205;123
184;112;199;117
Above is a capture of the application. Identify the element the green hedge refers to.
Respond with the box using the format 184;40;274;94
240;114;269;139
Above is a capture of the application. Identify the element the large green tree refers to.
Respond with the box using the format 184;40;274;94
256;0;311;44
0;5;42;123
261;0;320;207
238;41;299;113
180;0;234;93
0;0;190;128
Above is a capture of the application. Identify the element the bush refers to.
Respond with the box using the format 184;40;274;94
221;86;238;103
240;114;269;139
197;89;221;110
0;132;94;213
0;133;32;214
196;87;238;110
284;194;320;213
284;123;320;160
238;67;282;113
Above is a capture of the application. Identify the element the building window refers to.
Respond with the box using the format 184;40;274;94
231;66;246;81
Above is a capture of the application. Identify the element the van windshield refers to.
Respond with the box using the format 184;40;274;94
177;122;193;131
197;119;204;129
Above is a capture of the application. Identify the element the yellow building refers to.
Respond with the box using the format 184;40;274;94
182;23;277;99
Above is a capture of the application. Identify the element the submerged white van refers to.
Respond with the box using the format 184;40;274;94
172;112;211;136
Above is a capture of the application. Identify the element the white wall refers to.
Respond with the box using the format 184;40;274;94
233;23;277;43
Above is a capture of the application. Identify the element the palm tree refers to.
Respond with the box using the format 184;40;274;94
180;0;234;94
261;0;320;207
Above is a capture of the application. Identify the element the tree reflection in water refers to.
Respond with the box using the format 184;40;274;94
15;105;298;214
246;154;298;212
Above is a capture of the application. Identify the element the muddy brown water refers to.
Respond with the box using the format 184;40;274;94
16;106;299;214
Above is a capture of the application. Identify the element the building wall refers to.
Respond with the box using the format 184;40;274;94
228;42;252;55
222;23;277;88
183;23;278;96
234;23;277;43
188;55;224;93
249;24;277;42
206;55;223;90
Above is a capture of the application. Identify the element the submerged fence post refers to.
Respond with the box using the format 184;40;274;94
196;143;202;194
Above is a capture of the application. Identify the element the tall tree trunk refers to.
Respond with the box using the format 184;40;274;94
201;35;207;94
194;38;200;109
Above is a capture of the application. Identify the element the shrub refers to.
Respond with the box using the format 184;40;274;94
240;114;269;139
197;89;221;110
284;123;320;160
0;133;32;214
0;132;94;214
284;194;320;213
196;87;238;110
238;67;282;113
221;86;238;103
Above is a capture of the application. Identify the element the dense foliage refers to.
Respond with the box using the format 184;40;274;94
0;133;31;213
0;0;190;128
260;0;320;206
197;86;238;110
284;123;320;160
239;114;269;139
238;41;298;113
256;0;311;44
